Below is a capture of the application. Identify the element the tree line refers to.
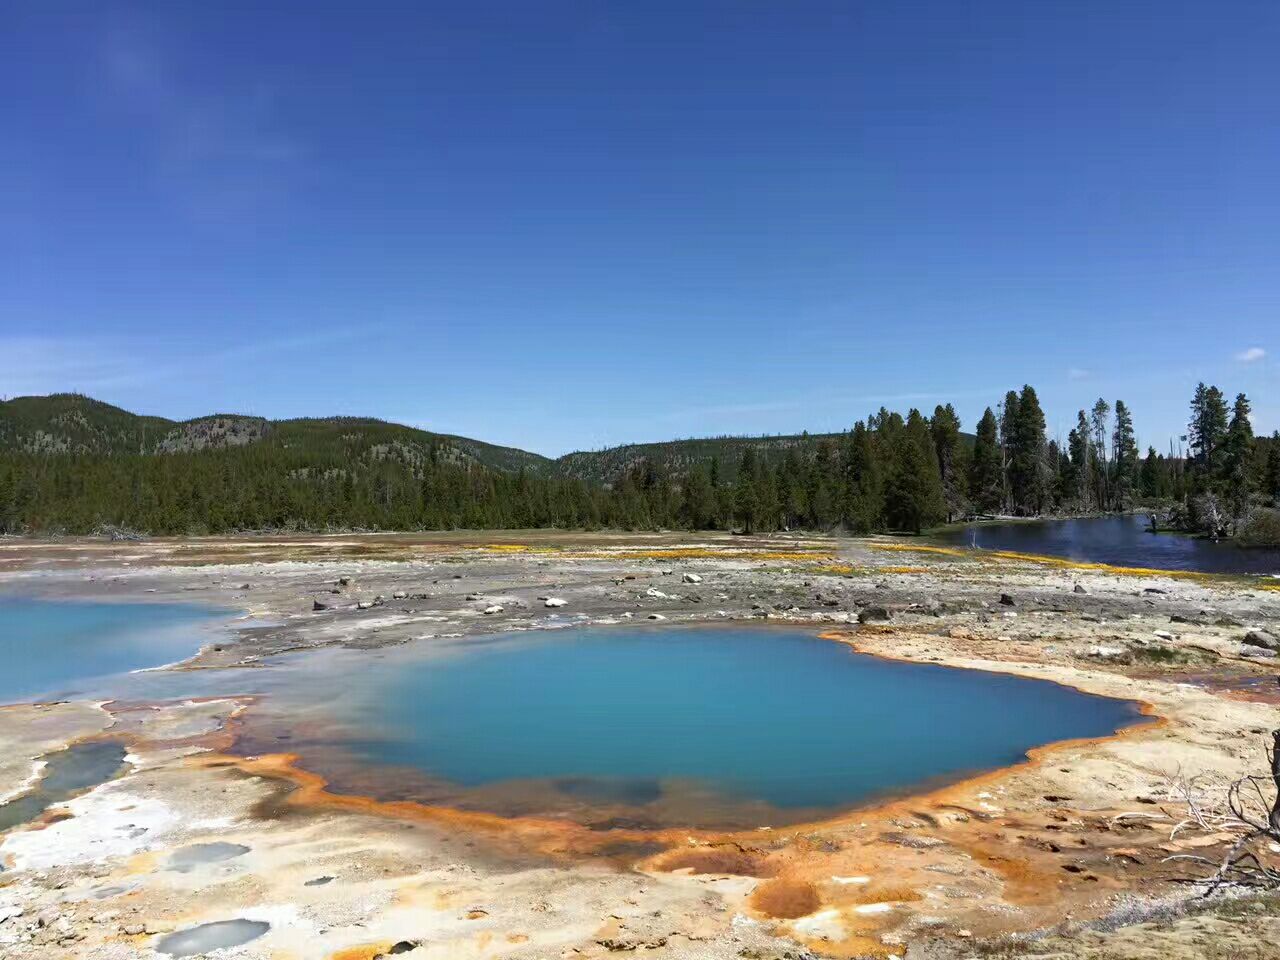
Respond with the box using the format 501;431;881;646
1;384;1276;537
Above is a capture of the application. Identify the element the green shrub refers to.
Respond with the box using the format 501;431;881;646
1237;507;1280;547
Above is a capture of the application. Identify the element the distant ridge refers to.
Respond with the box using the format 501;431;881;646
0;394;880;485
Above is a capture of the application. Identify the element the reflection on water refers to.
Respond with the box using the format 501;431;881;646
936;514;1280;575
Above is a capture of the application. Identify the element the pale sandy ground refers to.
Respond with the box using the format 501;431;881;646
0;531;1278;959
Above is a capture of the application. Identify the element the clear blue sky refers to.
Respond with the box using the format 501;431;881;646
2;1;1276;456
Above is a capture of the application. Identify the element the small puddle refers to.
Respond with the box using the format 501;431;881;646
166;842;250;872
0;741;128;834
155;919;270;956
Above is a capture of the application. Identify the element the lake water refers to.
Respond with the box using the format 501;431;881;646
936;514;1280;576
231;626;1143;826
0;598;229;703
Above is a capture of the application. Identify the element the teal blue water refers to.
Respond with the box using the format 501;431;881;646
300;627;1143;822
0;602;1145;826
0;598;228;703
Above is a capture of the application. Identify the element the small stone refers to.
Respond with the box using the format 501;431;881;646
123;924;145;936
357;601;374;610
858;606;891;623
544;597;567;608
1073;584;1087;594
393;591;407;600
1243;629;1279;651
312;599;328;611
682;573;703;584
999;593;1016;606
647;613;667;621
483;605;503;615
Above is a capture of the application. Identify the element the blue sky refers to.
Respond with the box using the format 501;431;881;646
2;1;1276;456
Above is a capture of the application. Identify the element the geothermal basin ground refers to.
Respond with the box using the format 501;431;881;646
0;529;1278;959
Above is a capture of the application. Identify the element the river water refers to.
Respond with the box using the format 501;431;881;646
935;514;1280;575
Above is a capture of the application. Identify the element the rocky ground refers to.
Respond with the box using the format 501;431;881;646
0;530;1278;959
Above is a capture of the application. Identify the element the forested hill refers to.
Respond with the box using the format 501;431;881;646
0;394;949;486
3;388;1274;539
0;394;553;474
556;433;854;485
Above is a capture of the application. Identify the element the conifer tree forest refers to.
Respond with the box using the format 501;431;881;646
0;386;1276;540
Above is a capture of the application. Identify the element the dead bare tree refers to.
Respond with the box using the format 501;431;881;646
1163;729;1280;893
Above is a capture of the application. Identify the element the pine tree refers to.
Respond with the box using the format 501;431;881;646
885;410;946;533
735;448;759;533
930;404;968;522
969;408;1003;515
1221;393;1255;524
998;391;1020;513
1188;382;1229;486
1140;447;1161;500
842;421;883;533
1090;399;1111;509
1267;433;1280;506
1068;415;1091;509
1111;400;1138;510
1008;386;1048;515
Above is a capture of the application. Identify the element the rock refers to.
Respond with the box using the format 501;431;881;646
1240;645;1278;659
682;573;703;584
338;576;353;587
858;606;891;623
644;587;670;599
312;599;328;611
357;601;374;610
1073;584;1087;594
1243;629;1279;651
465;593;482;601
1143;587;1167;595
544;597;567;608
392;591;407;600
122;924;145;936
1153;630;1175;641
999;593;1016;606
647;613;667;621
948;626;973;640
483;605;503;615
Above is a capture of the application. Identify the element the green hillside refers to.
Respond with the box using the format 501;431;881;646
0;394;552;474
555;433;850;486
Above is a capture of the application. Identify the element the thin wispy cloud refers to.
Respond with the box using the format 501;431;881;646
0;329;373;404
0;337;148;398
1067;367;1091;381
1234;346;1266;363
99;24;306;223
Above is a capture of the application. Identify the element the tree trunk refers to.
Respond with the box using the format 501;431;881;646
1270;729;1280;836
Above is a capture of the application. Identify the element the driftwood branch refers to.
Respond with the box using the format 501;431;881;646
1161;729;1280;894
